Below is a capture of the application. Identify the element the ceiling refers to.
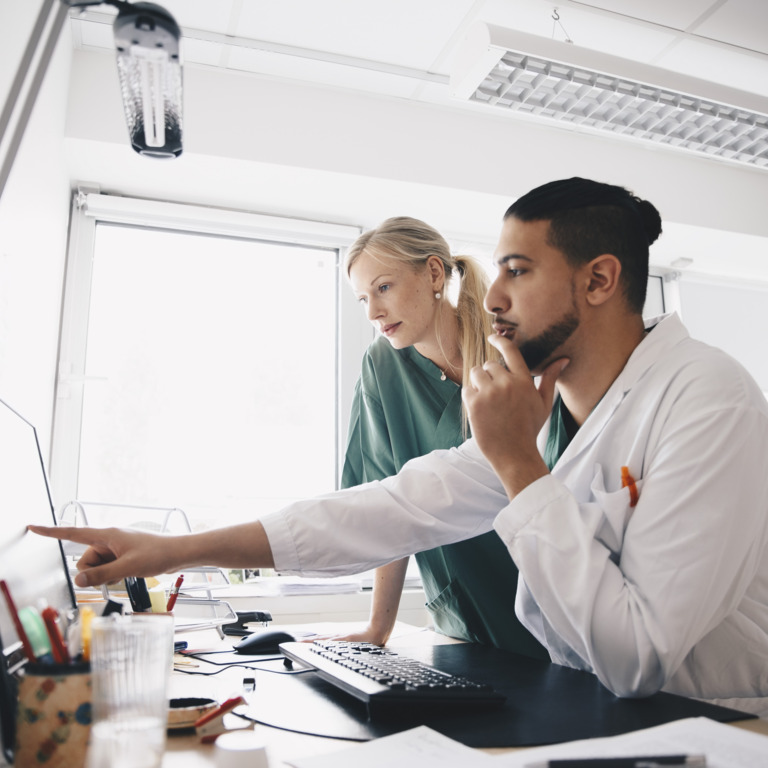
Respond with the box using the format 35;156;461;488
69;0;768;108
65;0;768;281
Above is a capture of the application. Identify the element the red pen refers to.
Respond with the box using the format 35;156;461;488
41;605;71;664
166;574;184;611
0;579;38;662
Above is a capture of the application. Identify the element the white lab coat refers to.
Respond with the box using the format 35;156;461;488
263;314;768;712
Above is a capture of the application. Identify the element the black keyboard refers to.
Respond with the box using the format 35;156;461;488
278;640;505;714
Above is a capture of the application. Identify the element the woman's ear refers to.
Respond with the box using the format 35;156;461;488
426;255;446;292
584;254;622;307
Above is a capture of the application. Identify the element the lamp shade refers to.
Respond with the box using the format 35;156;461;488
113;1;183;158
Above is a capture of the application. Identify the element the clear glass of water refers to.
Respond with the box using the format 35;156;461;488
87;613;174;768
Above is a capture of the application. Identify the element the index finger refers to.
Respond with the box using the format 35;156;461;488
488;333;528;375
27;524;100;544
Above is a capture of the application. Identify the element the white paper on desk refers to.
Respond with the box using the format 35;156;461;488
286;725;494;768
495;717;768;768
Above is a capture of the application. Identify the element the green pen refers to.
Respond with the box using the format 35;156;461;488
18;605;54;663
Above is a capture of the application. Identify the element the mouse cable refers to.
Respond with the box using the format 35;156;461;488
174;662;311;677
180;651;282;666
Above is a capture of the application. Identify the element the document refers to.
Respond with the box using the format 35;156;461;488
286;717;768;768
495;717;768;768
287;725;493;768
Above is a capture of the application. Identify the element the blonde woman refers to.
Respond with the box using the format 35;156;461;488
341;216;547;658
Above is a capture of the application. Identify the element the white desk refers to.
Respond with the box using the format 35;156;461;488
162;623;768;767
164;623;457;767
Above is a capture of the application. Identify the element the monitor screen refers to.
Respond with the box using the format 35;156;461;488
0;396;75;760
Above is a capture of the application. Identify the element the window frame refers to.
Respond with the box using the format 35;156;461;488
49;189;369;511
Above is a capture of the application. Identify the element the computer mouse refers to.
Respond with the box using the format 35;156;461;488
233;628;296;654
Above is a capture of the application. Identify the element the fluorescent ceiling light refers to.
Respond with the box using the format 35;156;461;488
451;23;768;169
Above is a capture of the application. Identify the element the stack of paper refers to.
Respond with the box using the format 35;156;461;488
257;576;362;595
287;717;768;768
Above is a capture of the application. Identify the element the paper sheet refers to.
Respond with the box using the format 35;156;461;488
495;717;768;767
286;725;494;768
286;717;768;768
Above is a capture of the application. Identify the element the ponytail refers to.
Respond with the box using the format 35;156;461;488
453;255;497;435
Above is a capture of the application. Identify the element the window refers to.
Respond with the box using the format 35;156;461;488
51;193;365;530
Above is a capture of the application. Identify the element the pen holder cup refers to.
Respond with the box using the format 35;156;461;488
14;661;91;768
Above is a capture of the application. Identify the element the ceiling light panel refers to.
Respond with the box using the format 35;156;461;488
451;23;768;169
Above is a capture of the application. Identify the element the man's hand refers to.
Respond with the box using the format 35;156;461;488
29;520;275;587
27;525;181;587
462;334;568;499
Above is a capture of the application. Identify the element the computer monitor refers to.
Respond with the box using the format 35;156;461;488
0;396;76;762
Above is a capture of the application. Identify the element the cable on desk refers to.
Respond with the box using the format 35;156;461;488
174;650;311;676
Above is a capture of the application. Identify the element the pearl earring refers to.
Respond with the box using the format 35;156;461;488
435;292;441;300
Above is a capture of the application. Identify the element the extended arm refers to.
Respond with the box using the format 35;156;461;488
29;520;275;587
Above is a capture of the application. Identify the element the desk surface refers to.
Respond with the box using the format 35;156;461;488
163;623;768;767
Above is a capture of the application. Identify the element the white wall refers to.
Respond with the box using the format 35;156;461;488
0;6;73;457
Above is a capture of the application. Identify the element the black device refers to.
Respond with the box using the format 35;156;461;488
234;628;296;654
222;610;274;637
124;576;152;612
0;397;78;763
278;639;506;715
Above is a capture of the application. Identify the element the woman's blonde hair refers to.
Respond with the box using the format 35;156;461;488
345;217;495;423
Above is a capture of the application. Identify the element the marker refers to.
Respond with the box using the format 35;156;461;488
526;755;706;768
621;465;639;507
41;605;71;664
0;579;38;661
80;606;95;661
18;606;54;663
166;574;184;612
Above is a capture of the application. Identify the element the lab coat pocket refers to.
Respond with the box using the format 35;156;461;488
589;464;642;559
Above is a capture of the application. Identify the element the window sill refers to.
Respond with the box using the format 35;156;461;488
214;583;429;626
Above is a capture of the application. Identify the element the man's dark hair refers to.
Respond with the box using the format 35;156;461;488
505;178;662;313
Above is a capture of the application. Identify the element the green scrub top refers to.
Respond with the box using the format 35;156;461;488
342;336;548;659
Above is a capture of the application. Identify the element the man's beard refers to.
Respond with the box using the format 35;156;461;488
518;307;579;372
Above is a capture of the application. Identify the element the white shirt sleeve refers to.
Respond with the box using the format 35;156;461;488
261;439;508;576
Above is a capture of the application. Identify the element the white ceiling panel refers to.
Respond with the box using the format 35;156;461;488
692;0;768;54
225;47;426;98
73;17;114;49
569;0;719;31
233;0;477;71
154;0;238;36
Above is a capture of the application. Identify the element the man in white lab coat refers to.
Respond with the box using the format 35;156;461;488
33;177;768;714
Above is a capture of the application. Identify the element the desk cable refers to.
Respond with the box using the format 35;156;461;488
173;649;312;677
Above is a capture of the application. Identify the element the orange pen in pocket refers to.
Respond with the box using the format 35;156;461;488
621;466;639;507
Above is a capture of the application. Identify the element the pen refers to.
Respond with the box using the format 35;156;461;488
0;579;38;661
41;604;71;664
166;574;184;612
526;756;706;768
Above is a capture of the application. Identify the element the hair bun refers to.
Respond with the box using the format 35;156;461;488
634;198;663;245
